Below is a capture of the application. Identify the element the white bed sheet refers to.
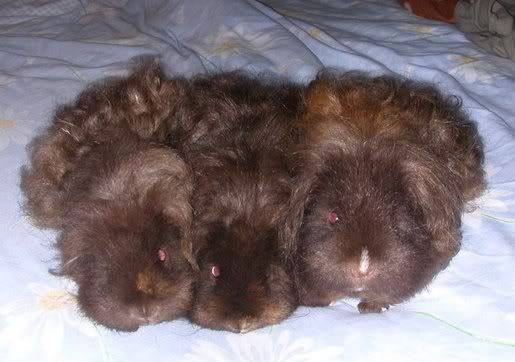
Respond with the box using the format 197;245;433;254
0;0;514;361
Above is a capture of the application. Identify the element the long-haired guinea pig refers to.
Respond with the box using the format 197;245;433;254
285;73;486;313
178;73;303;333
189;146;298;333
20;59;186;229
54;135;195;331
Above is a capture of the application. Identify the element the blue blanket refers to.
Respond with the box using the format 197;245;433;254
1;1;514;361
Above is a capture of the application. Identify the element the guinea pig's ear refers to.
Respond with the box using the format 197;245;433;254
302;78;361;151
401;146;464;258
114;58;187;140
305;78;342;118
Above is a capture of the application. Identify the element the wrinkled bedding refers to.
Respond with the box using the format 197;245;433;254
0;0;514;361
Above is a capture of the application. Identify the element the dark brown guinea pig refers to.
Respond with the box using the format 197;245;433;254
177;73;303;333
189;146;298;333
57;135;195;331
20;59;186;229
286;72;486;313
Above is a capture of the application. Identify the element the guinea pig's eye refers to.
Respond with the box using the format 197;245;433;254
157;248;168;262
210;265;220;278
328;211;340;224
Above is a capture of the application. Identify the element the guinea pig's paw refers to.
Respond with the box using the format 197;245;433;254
357;301;390;314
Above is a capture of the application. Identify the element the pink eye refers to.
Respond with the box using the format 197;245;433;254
328;211;339;224
158;248;168;262
211;265;220;278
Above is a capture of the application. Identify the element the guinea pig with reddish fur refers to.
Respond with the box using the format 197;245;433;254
56;136;195;331
285;72;485;313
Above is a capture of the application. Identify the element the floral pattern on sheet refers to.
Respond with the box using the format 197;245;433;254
0;280;101;362
398;24;436;34
181;330;344;362
447;54;494;84
0;0;515;361
203;24;280;61
0;108;35;151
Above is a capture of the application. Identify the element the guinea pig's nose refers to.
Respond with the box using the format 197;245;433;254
228;318;259;333
139;304;164;325
139;304;151;323
237;318;257;333
128;305;151;326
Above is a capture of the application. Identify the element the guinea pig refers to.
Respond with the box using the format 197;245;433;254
285;72;486;313
56;136;195;331
176;73;303;332
20;59;186;229
188;146;298;333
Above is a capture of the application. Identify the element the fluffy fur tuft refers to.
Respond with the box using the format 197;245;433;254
20;60;187;229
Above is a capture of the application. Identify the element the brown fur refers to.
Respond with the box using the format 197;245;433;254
22;63;484;327
173;73;303;332
20;61;195;331
21;66;303;332
20;59;187;229
286;72;486;312
55;136;195;331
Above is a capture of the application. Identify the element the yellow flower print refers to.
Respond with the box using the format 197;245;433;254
0;281;100;362
0;108;34;151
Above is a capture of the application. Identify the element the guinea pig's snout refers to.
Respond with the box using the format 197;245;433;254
126;303;160;326
131;271;172;325
130;304;152;325
225;318;261;334
236;318;259;333
138;304;164;325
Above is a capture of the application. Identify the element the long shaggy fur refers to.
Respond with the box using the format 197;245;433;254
287;72;486;312
58;136;195;331
20;64;304;332
171;73;304;332
21;61;486;328
20;61;195;331
20;60;186;229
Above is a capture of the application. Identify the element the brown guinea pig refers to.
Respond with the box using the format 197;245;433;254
177;73;303;333
20;59;186;229
188;146;298;333
285;72;486;313
56;136;195;331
